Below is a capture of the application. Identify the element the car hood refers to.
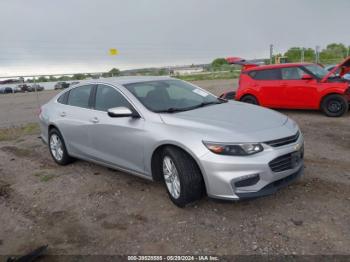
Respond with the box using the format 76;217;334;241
159;101;295;143
322;57;350;82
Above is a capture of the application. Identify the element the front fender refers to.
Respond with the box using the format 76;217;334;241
319;86;349;105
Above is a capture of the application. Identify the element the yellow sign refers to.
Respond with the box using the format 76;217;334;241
109;48;119;56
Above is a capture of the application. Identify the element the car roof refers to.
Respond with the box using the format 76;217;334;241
93;76;173;86
244;63;314;72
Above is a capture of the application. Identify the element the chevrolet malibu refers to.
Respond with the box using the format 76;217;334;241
39;77;304;207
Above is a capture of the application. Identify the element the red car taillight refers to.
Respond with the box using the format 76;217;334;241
37;106;42;116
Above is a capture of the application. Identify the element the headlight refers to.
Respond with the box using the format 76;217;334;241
203;141;264;156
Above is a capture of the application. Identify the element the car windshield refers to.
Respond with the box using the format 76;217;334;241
124;79;224;113
303;64;335;79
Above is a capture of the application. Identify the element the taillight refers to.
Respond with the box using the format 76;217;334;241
37;106;42;116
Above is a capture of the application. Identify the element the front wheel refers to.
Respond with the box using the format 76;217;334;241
321;94;349;117
161;147;204;207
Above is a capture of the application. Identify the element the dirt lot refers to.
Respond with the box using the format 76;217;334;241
0;79;349;257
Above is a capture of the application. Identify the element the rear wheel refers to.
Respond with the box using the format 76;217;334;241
321;94;349;117
241;95;259;105
48;128;74;165
161;147;204;207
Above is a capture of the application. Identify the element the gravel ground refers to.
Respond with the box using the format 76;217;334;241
0;79;349;257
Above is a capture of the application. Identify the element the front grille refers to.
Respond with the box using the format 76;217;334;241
269;153;293;172
264;131;300;147
269;148;304;172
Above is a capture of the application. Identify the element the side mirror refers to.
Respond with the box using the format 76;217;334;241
301;74;313;81
107;107;139;118
219;91;236;100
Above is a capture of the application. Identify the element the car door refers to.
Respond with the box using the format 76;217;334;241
281;66;319;108
250;69;284;107
87;84;145;175
56;84;96;158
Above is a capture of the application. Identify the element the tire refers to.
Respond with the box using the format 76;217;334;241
161;147;205;207
48;128;74;165
241;95;259;105
321;94;349;117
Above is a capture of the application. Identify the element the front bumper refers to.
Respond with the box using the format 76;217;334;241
199;135;304;200
235;167;303;199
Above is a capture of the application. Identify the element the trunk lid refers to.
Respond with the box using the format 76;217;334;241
226;57;262;71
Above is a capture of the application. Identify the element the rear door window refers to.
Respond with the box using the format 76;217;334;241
250;69;281;80
67;85;94;109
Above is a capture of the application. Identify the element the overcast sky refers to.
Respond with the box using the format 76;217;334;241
0;0;349;76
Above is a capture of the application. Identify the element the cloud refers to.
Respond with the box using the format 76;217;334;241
0;0;349;76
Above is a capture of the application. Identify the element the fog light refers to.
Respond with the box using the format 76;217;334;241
234;174;260;188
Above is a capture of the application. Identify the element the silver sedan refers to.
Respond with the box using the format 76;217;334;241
39;76;304;207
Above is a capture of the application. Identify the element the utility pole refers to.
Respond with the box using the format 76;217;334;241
33;76;40;109
315;46;320;64
269;44;274;64
301;47;305;62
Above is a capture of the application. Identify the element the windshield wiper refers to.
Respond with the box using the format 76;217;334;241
155;107;188;113
191;100;226;109
195;101;219;108
155;100;226;114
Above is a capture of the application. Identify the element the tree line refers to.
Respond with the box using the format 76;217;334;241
32;68;121;82
278;43;349;64
210;43;350;70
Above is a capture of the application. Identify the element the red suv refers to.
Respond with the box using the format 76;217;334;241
226;58;350;117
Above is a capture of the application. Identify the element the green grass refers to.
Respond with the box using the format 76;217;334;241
33;171;47;177
10;147;32;157
32;170;57;182
22;123;40;134
0;123;40;141
40;174;56;182
1;146;33;157
175;71;240;81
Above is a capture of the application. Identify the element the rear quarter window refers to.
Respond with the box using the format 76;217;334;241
57;92;68;104
249;69;281;80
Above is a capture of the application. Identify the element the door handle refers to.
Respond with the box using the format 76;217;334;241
60;112;66;117
90;117;99;124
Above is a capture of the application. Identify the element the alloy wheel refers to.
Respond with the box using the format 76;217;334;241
50;134;64;161
328;100;342;113
162;156;181;199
